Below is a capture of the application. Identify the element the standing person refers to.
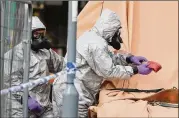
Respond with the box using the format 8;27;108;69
53;9;152;118
4;16;64;117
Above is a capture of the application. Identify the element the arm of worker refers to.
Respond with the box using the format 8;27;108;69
110;51;132;66
107;46;133;66
112;51;148;66
86;44;138;79
47;49;64;84
4;47;25;103
4;71;24;100
48;49;64;73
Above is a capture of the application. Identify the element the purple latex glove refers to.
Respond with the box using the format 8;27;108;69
130;56;148;65
137;63;152;75
28;96;42;113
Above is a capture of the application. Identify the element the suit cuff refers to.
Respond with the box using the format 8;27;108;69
126;55;134;63
132;66;138;74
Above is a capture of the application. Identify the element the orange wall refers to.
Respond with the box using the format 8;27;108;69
131;1;178;89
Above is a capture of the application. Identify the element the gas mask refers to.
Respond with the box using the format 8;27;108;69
31;29;52;52
108;30;123;50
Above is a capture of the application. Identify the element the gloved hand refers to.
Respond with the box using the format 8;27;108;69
137;63;152;75
28;96;42;113
128;55;148;65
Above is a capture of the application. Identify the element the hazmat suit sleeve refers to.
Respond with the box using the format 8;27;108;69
110;52;132;66
4;69;25;103
87;44;134;79
48;49;64;73
4;45;25;101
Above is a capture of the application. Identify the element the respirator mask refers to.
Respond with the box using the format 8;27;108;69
31;29;52;52
108;28;123;50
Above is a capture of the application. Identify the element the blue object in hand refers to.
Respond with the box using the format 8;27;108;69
28;96;42;113
137;63;152;75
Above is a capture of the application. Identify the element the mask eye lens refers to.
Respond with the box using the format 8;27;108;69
33;31;44;39
33;32;40;39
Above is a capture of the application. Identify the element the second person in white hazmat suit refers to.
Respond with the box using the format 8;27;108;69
4;16;64;117
53;9;152;117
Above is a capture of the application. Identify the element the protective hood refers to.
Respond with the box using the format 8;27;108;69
31;16;51;52
32;16;46;31
91;9;121;40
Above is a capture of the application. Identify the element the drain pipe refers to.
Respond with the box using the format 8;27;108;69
61;1;79;118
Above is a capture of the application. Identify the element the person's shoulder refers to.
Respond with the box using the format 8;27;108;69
49;48;64;58
38;48;51;54
78;31;107;47
5;43;23;58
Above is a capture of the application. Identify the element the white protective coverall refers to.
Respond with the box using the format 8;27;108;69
53;9;134;117
4;17;64;117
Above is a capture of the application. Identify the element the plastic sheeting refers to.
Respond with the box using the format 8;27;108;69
77;1;178;117
77;1;178;89
95;90;178;117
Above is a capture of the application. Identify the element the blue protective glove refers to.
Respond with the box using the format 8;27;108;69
137;63;152;75
129;55;148;65
28;96;42;113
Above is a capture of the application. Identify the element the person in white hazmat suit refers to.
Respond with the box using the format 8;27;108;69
4;16;64;117
53;9;152;117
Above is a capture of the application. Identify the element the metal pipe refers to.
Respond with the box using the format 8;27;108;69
62;1;79;118
7;1;16;116
0;1;5;117
22;2;32;117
